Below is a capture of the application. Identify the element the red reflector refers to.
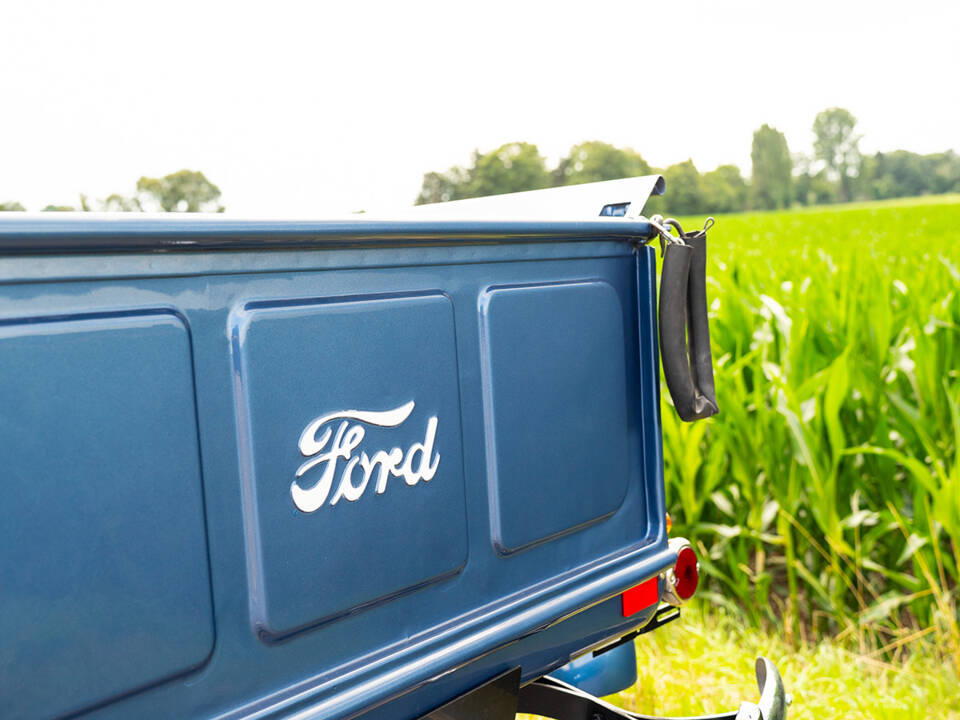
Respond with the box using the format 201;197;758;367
674;546;699;601
621;577;658;617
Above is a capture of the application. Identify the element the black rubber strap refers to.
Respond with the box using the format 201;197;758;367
658;231;719;422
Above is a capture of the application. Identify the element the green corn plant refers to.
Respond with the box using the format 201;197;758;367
660;197;960;668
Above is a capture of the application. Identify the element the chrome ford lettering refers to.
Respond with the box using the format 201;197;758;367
292;401;440;513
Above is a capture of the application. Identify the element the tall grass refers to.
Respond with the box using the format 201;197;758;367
661;197;960;667
622;604;960;720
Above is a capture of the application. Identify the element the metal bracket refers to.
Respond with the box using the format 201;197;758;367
591;606;681;659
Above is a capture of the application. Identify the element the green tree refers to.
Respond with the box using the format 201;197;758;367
859;150;960;200
415;167;469;205
466;142;550;198
794;170;837;205
702;164;748;213
751;124;792;209
661;160;705;215
415;142;551;204
0;201;26;211
136;169;224;212
930;150;960;194
813;107;861;202
792;154;837;205
102;193;145;212
553;141;651;186
38;195;94;212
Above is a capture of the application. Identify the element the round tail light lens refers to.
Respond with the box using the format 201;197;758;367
673;545;699;601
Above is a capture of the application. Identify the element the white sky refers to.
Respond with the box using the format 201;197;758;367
1;1;957;215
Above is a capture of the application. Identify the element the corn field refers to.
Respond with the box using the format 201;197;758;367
662;196;960;667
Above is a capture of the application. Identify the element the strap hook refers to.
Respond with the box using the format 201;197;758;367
649;214;686;256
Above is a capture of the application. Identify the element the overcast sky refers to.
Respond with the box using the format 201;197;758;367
1;1;957;215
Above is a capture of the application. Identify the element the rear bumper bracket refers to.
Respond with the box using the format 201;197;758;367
518;657;787;720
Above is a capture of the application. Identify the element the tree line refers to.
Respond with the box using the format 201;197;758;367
4;111;957;216
0;169;223;213
415;107;960;215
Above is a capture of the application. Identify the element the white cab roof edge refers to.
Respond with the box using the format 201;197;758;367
399;175;665;221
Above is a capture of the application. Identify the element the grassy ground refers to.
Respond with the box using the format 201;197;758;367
521;604;960;720
621;605;960;719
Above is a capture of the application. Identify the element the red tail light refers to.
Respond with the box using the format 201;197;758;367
621;540;699;616
662;538;699;606
673;546;699;601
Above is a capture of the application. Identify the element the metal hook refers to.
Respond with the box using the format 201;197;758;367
663;217;686;236
648;214;685;256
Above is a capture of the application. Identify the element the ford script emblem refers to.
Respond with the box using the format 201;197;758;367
291;401;440;513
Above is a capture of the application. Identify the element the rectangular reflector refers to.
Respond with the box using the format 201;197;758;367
621;577;658;617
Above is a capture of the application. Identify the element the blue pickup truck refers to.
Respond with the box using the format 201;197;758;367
0;178;786;720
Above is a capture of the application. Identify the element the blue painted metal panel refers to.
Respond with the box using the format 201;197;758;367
0;312;213;720
549;640;638;698
232;293;468;639
0;215;654;253
0;218;669;720
480;280;630;553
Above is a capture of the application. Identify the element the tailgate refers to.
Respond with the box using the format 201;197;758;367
0;215;672;720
